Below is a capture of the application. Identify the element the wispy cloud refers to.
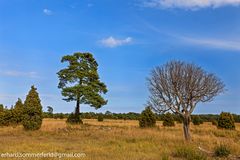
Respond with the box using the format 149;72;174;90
43;9;53;15
142;0;240;10
179;36;240;51
100;36;133;48
0;70;38;78
87;3;93;7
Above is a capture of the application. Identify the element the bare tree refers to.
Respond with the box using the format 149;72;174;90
147;61;225;141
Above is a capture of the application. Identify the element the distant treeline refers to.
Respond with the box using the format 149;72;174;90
43;111;240;123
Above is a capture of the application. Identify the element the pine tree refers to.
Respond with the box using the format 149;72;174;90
139;106;156;128
22;86;43;130
57;52;108;124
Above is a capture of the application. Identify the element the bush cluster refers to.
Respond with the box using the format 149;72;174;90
217;112;235;130
67;113;83;124
163;113;175;127
0;86;43;131
191;115;203;125
98;114;104;122
139;106;156;128
0;99;25;127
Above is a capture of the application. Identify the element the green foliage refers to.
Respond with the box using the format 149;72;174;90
97;114;104;122
163;113;175;127
0;104;4;112
59;113;64;119
174;146;207;160
22;86;43;130
139;106;156;128
214;144;231;157
12;98;24;124
0;105;5;126
67;113;83;124
57;52;108;117
0;109;14;126
192;115;203;125
217;112;235;130
174;115;183;123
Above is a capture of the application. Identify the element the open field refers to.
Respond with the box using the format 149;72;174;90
0;119;240;160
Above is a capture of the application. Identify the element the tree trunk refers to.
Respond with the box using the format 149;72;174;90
75;97;80;116
183;114;191;141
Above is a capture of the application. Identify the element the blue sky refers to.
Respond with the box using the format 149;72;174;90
0;0;240;114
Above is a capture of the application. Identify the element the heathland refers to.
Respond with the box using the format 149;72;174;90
0;119;239;160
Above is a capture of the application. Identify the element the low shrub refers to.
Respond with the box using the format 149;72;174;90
0;109;15;126
98;114;104;122
175;115;183;124
139;106;156;128
217;112;235;130
192;115;203;125
66;113;83;124
163;113;175;127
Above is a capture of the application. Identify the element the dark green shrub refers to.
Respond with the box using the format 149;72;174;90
12;98;24;124
192;115;203;125
175;115;183;124
212;120;218;126
214;144;231;157
59;113;64;119
22;86;43;130
217;112;235;130
163;113;175;127
53;114;58;119
139;106;156;128
98;114;104;122
0;110;4;126
0;104;4;112
0;109;14;126
67;113;83;124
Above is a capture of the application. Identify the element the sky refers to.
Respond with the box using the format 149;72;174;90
0;0;240;114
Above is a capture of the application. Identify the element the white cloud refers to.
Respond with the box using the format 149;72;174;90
100;36;133;48
142;0;240;10
0;70;38;78
43;9;53;15
179;36;240;51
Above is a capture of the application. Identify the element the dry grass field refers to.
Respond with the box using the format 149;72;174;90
0;119;240;160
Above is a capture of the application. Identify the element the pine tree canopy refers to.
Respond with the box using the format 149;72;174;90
57;52;108;109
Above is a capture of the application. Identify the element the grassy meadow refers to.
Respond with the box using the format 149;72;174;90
0;119;240;160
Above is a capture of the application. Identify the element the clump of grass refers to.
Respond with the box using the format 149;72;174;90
214;144;231;157
161;154;169;160
173;146;207;160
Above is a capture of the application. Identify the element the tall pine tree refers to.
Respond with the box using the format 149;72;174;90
22;86;43;130
57;52;108;123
